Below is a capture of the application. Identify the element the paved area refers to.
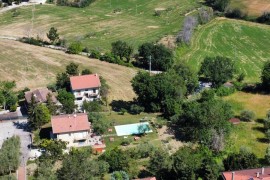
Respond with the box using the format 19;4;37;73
0;119;31;164
0;1;46;14
18;166;26;180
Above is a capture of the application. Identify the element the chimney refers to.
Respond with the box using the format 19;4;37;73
95;73;97;77
73;114;77;118
262;167;265;175
256;172;260;178
231;172;235;180
68;115;70;118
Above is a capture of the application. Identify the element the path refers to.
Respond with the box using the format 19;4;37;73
18;166;26;180
0;1;45;14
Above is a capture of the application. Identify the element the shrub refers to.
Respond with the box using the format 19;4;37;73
225;8;247;19
240;110;255;122
47;83;57;92
17;87;30;100
130;104;144;114
19;37;43;46
233;81;245;91
257;12;270;25
9;104;17;112
121;139;131;146
216;86;235;96
119;108;127;115
67;42;83;54
82;47;90;53
90;49;101;59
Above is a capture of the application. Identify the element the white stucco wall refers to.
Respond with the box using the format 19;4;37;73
57;130;89;147
72;88;100;106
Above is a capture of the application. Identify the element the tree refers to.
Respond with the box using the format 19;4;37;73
82;100;102;113
240;110;255;122
81;68;92;75
100;76;109;106
46;93;58;115
174;62;198;94
56;73;70;91
205;0;230;12
111;171;129;180
57;89;75;114
176;16;198;44
0;81;17;110
88;112;109;134
67;42;83;54
99;148;130;172
40;139;67;159
265;145;270;164
223;149;259;171
29;104;51;130
65;62;79;76
261;61;270;90
137;43;174;71
111;40;133;62
266;129;270;142
131;71;186;116
171;147;202;180
148;149;171;177
264;111;270;129
0;136;20;176
130;104;144;115
176;98;233;148
33;159;57;180
199;56;236;87
257;12;270;25
17;87;30;100
57;149;109;180
198;157;221;180
47;27;59;44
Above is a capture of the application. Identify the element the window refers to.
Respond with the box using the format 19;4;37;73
76;97;82;100
93;89;96;93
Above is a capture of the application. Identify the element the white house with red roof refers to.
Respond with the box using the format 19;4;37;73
70;74;101;107
51;113;91;147
51;113;106;151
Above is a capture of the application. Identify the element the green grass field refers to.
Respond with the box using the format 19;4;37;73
0;0;199;51
176;18;270;82
224;92;270;158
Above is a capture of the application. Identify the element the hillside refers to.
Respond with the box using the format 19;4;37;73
176;18;270;82
0;39;137;101
0;0;199;51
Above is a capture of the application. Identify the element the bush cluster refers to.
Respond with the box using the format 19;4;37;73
56;0;95;8
216;86;235;96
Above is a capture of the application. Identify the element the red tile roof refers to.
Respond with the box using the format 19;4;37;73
51;113;90;134
229;118;241;125
70;74;101;90
222;167;270;180
25;88;57;103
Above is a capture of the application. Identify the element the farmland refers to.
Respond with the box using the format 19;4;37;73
0;0;199;51
176;18;270;83
0;39;137;101
229;0;270;17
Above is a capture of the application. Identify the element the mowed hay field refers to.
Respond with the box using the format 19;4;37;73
0;39;137;101
224;92;270;157
176;18;270;82
230;0;270;17
0;0;199;51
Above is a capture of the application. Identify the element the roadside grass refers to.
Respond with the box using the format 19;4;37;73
0;39;137;101
0;0;199;51
229;0;270;17
224;91;270;158
176;18;270;83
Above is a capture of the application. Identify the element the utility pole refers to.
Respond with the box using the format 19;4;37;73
31;4;35;36
149;55;152;74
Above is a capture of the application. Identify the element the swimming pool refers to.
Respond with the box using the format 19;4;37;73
115;122;153;136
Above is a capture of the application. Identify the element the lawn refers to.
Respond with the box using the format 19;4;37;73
176;18;270;83
229;0;270;17
0;39;137;101
0;0;199;51
224;91;270;158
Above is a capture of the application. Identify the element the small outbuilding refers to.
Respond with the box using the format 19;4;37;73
229;118;241;125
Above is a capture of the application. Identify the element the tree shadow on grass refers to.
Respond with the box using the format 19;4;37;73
137;169;153;178
257;137;269;143
256;118;265;124
252;126;266;133
241;84;270;95
110;100;134;112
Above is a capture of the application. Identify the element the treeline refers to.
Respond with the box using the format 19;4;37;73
46;0;95;8
0;136;20;176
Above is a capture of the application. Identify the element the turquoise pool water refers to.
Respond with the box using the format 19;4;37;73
115;122;153;136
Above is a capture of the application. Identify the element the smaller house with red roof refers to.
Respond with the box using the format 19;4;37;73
70;74;101;107
51;113;91;147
